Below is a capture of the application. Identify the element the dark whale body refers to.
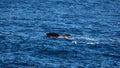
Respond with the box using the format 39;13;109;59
46;32;59;38
46;32;70;38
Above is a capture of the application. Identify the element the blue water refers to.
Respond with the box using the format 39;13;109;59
0;0;120;68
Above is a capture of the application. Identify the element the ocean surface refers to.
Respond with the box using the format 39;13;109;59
0;0;120;68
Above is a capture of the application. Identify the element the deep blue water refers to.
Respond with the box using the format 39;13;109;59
0;0;120;68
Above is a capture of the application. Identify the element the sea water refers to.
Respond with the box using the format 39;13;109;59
0;0;120;68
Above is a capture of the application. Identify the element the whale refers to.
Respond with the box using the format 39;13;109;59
46;32;77;44
46;32;70;38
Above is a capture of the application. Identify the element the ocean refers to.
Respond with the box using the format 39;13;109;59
0;0;120;68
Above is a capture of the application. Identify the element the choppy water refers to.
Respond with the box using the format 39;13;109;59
0;0;120;68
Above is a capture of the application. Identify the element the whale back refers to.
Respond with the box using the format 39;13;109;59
46;32;59;38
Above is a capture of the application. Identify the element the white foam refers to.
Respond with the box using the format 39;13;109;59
58;36;68;38
77;36;95;41
68;36;96;41
86;42;94;44
72;41;77;44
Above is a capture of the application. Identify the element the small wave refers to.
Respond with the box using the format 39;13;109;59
102;53;120;58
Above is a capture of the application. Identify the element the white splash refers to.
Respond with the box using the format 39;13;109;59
72;41;77;44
